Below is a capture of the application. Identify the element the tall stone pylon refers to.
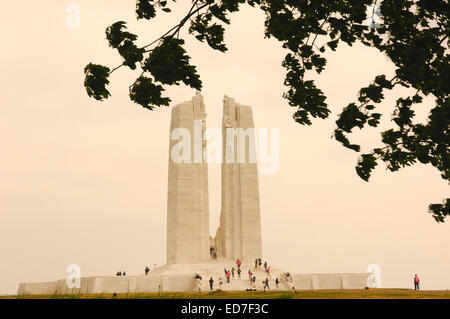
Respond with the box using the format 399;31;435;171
166;93;209;264
214;95;263;262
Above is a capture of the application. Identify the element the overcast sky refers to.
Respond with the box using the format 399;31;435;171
0;1;448;294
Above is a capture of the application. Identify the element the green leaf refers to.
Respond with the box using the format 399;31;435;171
327;39;339;51
189;15;228;52
336;103;368;132
106;21;137;48
311;54;327;73
117;40;145;70
368;113;382;127
129;76;170;109
334;129;361;152
356;154;378;181
143;38;202;89
84;63;111;101
428;199;450;223
136;0;156;20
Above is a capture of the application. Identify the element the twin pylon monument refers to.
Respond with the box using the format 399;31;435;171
18;93;370;295
167;93;262;264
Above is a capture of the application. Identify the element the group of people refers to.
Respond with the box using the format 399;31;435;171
124;262;423;292
204;258;244;291
202;257;279;291
253;258;271;275
223;266;243;282
115;264;159;277
249;257;277;291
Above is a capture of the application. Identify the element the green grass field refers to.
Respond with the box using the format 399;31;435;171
2;289;450;299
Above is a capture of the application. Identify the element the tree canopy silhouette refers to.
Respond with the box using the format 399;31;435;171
84;0;449;222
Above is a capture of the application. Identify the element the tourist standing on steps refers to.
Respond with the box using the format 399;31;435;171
224;268;228;276
275;277;279;288
258;258;262;269
266;266;271;278
226;271;231;283
145;266;150;275
236;258;242;269
231;267;235;279
254;259;258;270
194;274;202;291
218;278;223;290
248;270;252;280
123;271;126;276
414;274;420;290
209;277;214;290
264;261;268;272
237;268;241;279
263;277;270;291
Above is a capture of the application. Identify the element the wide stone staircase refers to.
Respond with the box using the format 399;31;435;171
188;262;291;292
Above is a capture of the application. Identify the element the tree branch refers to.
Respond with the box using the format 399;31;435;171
142;0;209;51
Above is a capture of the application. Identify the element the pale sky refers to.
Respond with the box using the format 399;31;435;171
0;1;448;294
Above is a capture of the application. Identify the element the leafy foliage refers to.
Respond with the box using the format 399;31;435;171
189;15;228;52
106;21;137;48
429;199;450;223
84;0;449;221
143;38;202;88
356;154;378;181
130;76;170;109
136;0;156;20
106;22;144;70
84;63;110;100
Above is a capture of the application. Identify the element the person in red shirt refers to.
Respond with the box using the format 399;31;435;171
414;274;420;290
226;271;231;283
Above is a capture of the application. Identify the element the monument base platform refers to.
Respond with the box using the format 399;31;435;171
18;262;370;295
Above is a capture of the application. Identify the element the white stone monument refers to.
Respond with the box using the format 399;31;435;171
166;93;210;264
213;96;263;262
17;93;370;295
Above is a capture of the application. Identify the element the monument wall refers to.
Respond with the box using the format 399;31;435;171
166;94;209;264
18;271;371;295
214;96;263;262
